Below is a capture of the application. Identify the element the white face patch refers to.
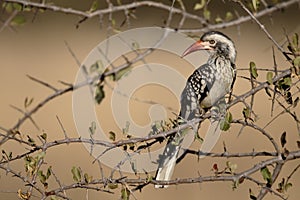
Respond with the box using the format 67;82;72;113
204;34;236;63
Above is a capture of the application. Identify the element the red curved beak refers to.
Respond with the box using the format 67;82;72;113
182;40;212;57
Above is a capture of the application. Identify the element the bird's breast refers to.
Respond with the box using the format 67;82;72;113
201;58;234;108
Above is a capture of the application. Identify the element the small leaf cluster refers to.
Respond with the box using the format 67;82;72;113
90;59;132;105
37;167;52;188
71;166;93;184
193;0;234;23
1;149;12;161
149;119;176;136
277;178;293;194
260;166;272;187
288;33;300;76
2;2;33;26
212;161;237;176
24;152;45;176
220;111;233;131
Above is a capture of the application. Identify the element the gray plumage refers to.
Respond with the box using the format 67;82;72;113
155;31;237;188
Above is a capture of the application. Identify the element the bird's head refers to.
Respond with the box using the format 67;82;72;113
182;31;236;63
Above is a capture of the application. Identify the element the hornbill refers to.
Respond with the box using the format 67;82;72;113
155;31;237;188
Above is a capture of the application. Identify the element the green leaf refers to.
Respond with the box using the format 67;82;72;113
131;41;140;51
242;107;251;120
252;0;260;11
27;135;36;146
277;178;293;193
220;120;230;131
226;161;237;173
108;183;118;189
261;166;271;180
194;0;206;10
3;3;27;12
194;132;203;143
2;150;13;160
13;3;23;11
280;131;287;148
122;121;130;135
24;97;34;108
109;131;116;141
266;72;273;85
285;182;293;191
117;0;122;6
46;166;52;179
111;18;116;27
277;75;293;104
89;121;96;135
71;166;81;182
293;56;300;67
94;85;105;104
203;8;211;20
232;180;239;190
23;5;31;12
249;61;258;79
38;170;47;184
215;16;223;23
90;60;104;74
146;174;153;183
24;155;37;176
260;166;272;185
277;178;284;193
283;77;292;87
113;66;132;81
225;111;233;123
131;161;137;174
88;0;99;13
225;12;233;21
11;15;26;26
36;151;46;162
121;187;130;200
171;128;190;145
220;111;232;131
292;33;299;49
40;132;47;141
3;3;13;13
84;173;93;184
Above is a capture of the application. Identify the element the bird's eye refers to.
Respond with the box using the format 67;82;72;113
209;40;216;45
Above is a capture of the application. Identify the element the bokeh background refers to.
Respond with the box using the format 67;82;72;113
1;0;300;199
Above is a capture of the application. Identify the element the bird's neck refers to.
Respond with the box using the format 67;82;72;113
212;47;236;64
209;54;235;67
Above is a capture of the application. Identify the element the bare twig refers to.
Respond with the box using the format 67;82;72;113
234;0;292;62
27;74;58;92
56;115;68;139
3;0;207;26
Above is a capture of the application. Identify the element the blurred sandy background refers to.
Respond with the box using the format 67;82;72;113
1;0;300;199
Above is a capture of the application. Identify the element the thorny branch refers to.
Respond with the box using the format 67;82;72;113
1;0;299;32
0;0;300;200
